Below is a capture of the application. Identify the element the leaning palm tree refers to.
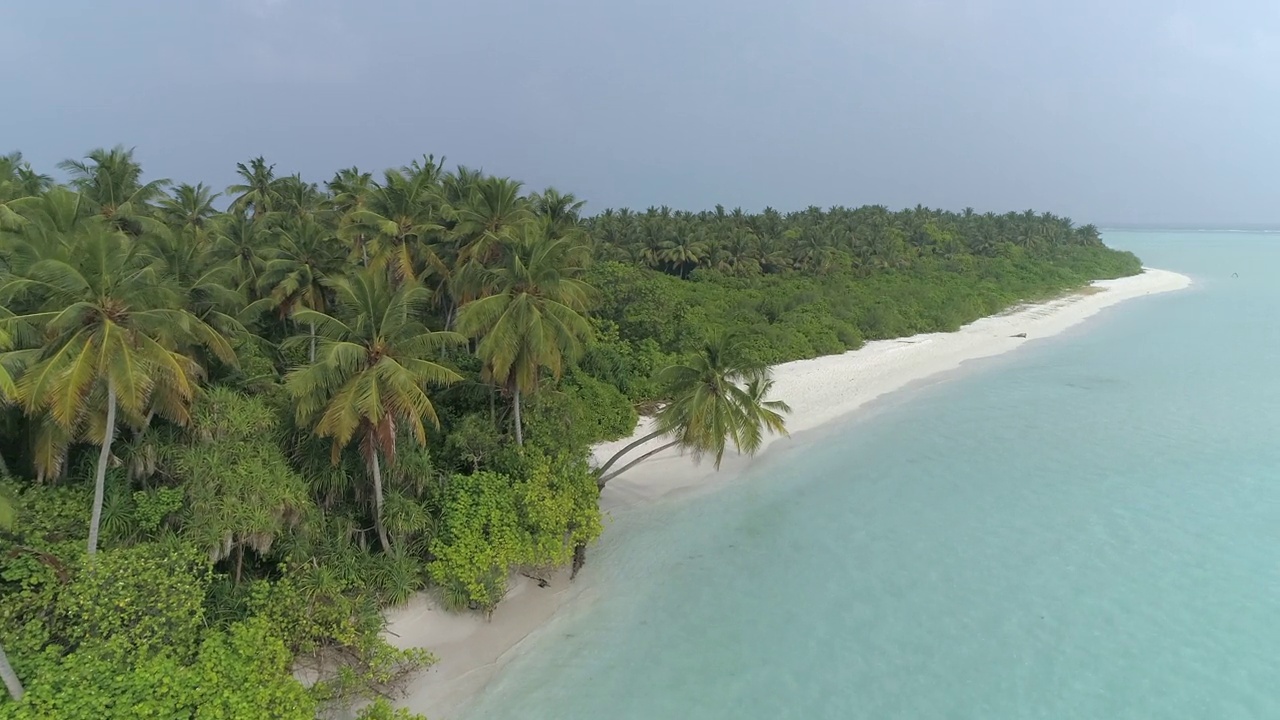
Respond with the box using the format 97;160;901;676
455;224;594;445
2;224;235;555
285;269;464;550
595;334;791;488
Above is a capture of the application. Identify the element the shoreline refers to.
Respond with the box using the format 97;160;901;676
386;267;1193;719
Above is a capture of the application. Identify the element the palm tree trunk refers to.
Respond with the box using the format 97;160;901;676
512;388;524;447
371;449;390;551
595;428;666;478
88;381;117;557
598;441;680;489
0;642;23;702
308;320;317;363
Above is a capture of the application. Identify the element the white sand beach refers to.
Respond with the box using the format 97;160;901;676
387;267;1192;719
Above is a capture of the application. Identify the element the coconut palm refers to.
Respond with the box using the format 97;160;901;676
595;334;790;488
210;212;270;298
327;166;374;214
58;145;170;235
2;224;235;555
530;187;587;239
660;232;708;278
455;223;594;445
142;225;251;339
285;269;464;550
260;218;346;361
0;188;95;277
0;152;52;230
327;166;375;264
226;156;279;221
342;167;448;286
269;173;324;224
440;165;484;207
157;182;221;241
451;176;532;276
0;152;51;199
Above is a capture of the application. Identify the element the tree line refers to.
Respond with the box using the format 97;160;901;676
0;147;1140;718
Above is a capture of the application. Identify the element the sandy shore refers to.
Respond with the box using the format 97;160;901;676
387;267;1192;719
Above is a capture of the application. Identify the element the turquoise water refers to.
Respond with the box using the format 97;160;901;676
463;232;1280;719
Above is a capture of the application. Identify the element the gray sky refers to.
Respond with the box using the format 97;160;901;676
4;0;1276;224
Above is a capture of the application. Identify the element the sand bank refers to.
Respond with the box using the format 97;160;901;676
388;268;1192;719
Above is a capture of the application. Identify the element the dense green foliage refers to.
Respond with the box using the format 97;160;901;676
0;147;1139;716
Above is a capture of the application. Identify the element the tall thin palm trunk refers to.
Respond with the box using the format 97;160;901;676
309;320;317;363
0;642;23;702
370;448;390;550
512;387;524;446
88;381;117;557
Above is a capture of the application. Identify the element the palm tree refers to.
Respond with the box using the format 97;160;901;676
260;218;345;361
269;173;324;224
530;187;587;240
142;225;251;339
226;156;279;221
0;152;51;198
660;232;708;278
2;224;235;555
285;269;464;550
58;145;170;235
210;213;269;298
595;334;791;488
0;151;51;230
455;224;594;445
157;182;221;241
327;166;374;264
451;176;532;275
342;167;447;286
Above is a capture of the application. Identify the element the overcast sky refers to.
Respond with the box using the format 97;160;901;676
4;0;1276;224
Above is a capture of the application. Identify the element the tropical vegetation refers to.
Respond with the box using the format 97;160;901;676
0;146;1140;717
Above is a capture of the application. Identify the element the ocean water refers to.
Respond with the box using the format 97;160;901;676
463;232;1280;720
